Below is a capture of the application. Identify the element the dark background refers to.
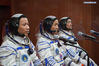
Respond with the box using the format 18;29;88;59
0;0;99;65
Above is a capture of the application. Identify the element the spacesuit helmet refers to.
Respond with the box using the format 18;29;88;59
8;13;27;37
42;16;57;33
59;17;71;30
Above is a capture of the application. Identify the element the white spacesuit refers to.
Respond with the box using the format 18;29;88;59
59;28;97;66
59;30;87;66
37;33;65;66
0;35;41;66
36;15;66;66
59;17;97;66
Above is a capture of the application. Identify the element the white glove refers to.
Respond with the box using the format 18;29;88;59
65;57;84;66
72;54;80;63
54;63;61;66
80;58;87;66
80;51;87;59
64;57;72;65
70;62;82;66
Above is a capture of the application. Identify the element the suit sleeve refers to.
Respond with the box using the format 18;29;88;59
0;46;17;66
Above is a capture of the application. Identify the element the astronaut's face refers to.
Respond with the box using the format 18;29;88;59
18;18;30;37
51;19;59;35
66;19;72;30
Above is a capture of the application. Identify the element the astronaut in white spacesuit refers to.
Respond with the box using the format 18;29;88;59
59;17;97;66
0;13;42;66
36;16;66;66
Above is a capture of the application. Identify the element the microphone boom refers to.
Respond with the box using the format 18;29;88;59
90;30;99;36
78;31;96;40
